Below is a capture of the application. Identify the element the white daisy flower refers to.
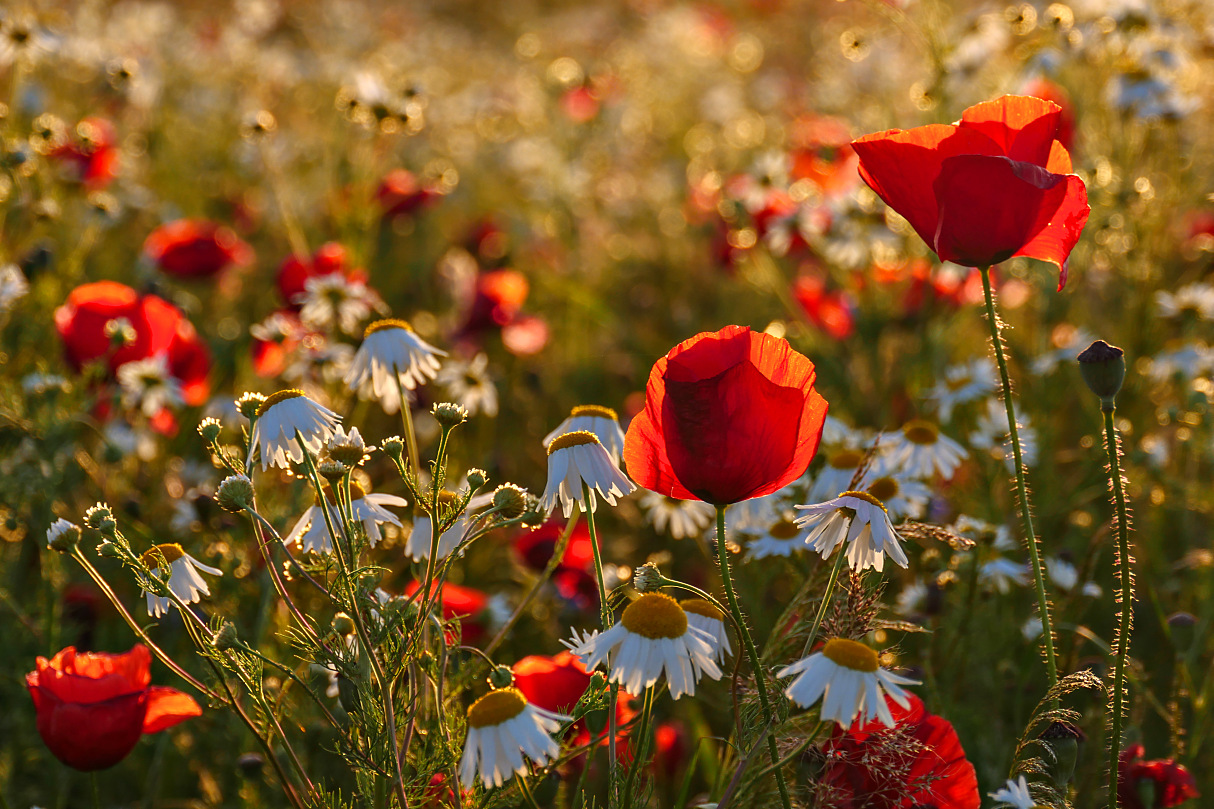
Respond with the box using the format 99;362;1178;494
344;319;447;414
540;431;635;518
925;358;997;422
777;637;917;728
1031;326;1097;376
285;481;407;554
459;687;569;789
680;599;732;664
543;404;626;462
1046;556;1078;591
1022;616;1044;641
860;467;931;521
565;593;722;699
116;354;184;417
990;774;1037;808
809;446;869;503
728;487;793;532
45;518;80;550
820;415;855;446
895;579;930;617
639;492;715;539
883;420;967;480
248;389;341;470
1146;342;1214;382
746;514;811;560
0;263;29;313
297;273;385;336
140;543;222;617
1081;581;1103;598
436;353;498;417
969;398;1038;471
403;490;492;562
981;558;1030;594
282;340;355;392
794;491;909;573
1157;283;1214;321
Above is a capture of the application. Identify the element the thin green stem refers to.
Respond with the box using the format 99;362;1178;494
979;265;1058;690
801;547;848;656
1104;407;1133;809
395;374;422;481
714;506;792;809
581;483;618;804
90;772;101;809
621;687;657;809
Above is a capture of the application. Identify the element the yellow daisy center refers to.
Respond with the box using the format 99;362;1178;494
570;404;618;421
945;374;972;392
141;543;185;569
547;430;601;455
902;419;940;445
466;687;528;728
838;490;887;512
314;481;368;506
822;638;879;672
258;389;305;417
621;593;688;640
828;449;865;469
767;518;802;540
866;477;900;502
679;598;723;621
364;318;413;337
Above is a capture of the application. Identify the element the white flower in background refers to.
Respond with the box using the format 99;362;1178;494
1031;326;1096;376
297;274;386;335
640;492;714;539
883;420;967;480
1146;342;1214;382
990;775;1037;809
248;389;341;470
22;373;70;396
140;543;221;617
925;357;997;422
680;598;732;664
809;446;869;503
0;264;29;312
746;513;811;560
404;490;493;562
727;489;787;533
345;319;446;414
543;405;626;462
895;579;930;617
437;353;498;417
459;687;569;789
860;465;931;521
541;431;635;518
1081;582;1103;598
1157;283;1214;321
970;398;1038;471
282;340;355;392
795;491;909;573
1022;616;1043;641
565;593;721;699
777;637;917;728
117;354;184;417
285;481;407;554
1046;556;1079;591
820;415;856;447
981;558;1030;594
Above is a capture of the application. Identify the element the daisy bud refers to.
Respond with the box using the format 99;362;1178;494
1038;721;1084;789
466;468;488;490
589;672;606;692
318;459;348;481
216;474;255;513
433;401;468;429
488;665;515;689
327;426;369;466
332;612;356;636
213;621;239;651
492;483;527;518
96;540;122;558
46;519;81;553
83;503;117;536
236;392;266;421
197;417;221;443
380;435;406;462
519;497;546;527
633;562;663;593
1077;340;1126;410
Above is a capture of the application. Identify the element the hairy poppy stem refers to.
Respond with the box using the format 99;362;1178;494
979;266;1059;692
582;482;620;805
1103;407;1133;809
714;506;792;809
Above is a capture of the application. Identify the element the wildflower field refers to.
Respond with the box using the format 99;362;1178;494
2;0;1213;807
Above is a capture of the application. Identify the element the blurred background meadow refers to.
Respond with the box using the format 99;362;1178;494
1;0;1212;805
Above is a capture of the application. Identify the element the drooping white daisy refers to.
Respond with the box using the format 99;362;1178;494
746;514;811;560
882;420;967;480
296;273;386;336
969;397;1038;472
459;687;570;789
795;491;909;573
140;543;222;618
117;354;184;417
924;357;997;422
565;593;722;699
1156;283;1214;321
777;637;917;728
543;404;627;462
45;518;80;550
639;492;715;539
541;431;635;518
680;599;732;664
436;353;498;417
344;319;447;414
989;774;1037;808
285;481;407;554
248;389;341;470
1031;326;1096;376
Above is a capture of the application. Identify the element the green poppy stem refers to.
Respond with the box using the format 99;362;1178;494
1103;406;1133;809
582;482;620;805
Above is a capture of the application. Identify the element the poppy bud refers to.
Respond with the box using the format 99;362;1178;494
1038;720;1084;788
585;707;609;735
532;773;561;805
1077;340;1126;411
1168;611;1198;654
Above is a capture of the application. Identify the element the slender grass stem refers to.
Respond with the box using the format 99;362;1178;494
581;482;619;805
395;374;422;480
1103;407;1133;809
621;687;657;809
801;547;848;656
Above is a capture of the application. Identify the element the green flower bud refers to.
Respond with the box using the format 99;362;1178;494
317;460;347;481
532;773;561;805
585;707;609;735
83;503;114;531
332;612;356;636
380;435;406;462
96;540;122;558
488;665;515;689
1077;340;1126;410
216;474;255;513
197;417;222;443
492;483;528;519
213;621;239;651
432;401;468;429
45;519;81;553
1038;720;1084;789
1168;611;1198;654
466;468;488;490
633;562;663;593
235;392;266;421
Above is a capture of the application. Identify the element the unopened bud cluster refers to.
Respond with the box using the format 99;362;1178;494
216;475;255;513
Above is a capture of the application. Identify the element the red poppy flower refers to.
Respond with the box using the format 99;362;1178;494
1020;78;1075;154
623;325;829;505
792;275;856;340
852;95;1089;288
513;518;595;573
48;117;119;190
822;693;980;809
277;242;356;306
377;169;443;218
1118;744;1199;809
513;652;636;756
26;645;201;771
144;219;253;280
403;581;490;643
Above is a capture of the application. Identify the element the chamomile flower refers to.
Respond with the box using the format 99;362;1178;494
345;319;447;414
543;405;627;462
639;492;715;539
795;491;909;573
45;518;80;551
981;558;1030;594
861;467;931;521
778;637;916;728
117;354;184;417
679;599;732;664
809;446;869;502
883;420;967;480
1046;556;1079;591
459;687;569;789
248;389;341;470
140;543;221;618
970;398;1038;471
990;774;1037;808
436;353;498;417
1156;283;1214;321
565;593;722;699
895;579;930;617
0;263;29;313
404;490;484;562
541;431;635;518
925;358;997;422
297;273;386;335
746;514;811;560
285;481;407;554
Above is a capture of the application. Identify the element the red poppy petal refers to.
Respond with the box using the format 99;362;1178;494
29;686;147;771
622;407;699;501
142;686;202;733
958;95;1063;166
852;125;1002;254
1012;173;1090;290
1046;139;1073;174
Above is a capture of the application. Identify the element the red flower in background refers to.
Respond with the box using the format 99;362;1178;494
26;645;201;771
1118;744;1199;809
789;114;860;199
377;169;444;218
277;242;363;307
852;95;1089;288
793;275;856;340
403;581;490;644
512;651;636;757
54;281;211;406
1020;77;1076;153
48;117;120;190
144;219;253;280
623;325;829;505
822;693;980;809
513;519;598;611
457;269;550;356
